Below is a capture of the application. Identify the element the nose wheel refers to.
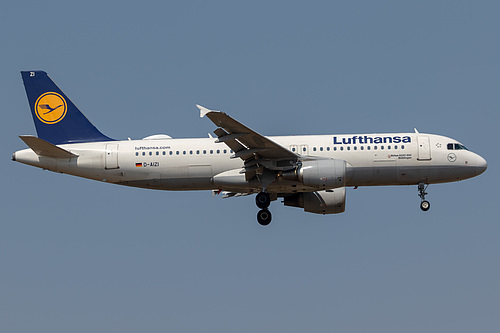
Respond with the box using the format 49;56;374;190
256;192;272;225
420;200;430;211
418;183;430;211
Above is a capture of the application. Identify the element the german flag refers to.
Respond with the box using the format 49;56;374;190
135;162;143;167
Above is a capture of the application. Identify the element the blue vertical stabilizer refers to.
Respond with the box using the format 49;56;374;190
21;71;114;144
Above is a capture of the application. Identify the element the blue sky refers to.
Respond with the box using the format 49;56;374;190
1;1;498;332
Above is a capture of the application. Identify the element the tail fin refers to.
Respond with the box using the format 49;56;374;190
21;71;114;144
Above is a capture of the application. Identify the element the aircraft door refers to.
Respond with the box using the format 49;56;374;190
105;144;119;169
417;136;431;161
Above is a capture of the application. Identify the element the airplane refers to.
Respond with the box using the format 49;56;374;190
12;71;487;225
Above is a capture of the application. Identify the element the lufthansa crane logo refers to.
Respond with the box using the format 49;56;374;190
35;92;67;124
447;153;457;162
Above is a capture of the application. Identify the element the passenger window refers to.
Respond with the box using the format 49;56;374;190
210;150;213;154
156;151;159;155
401;145;404;149
320;147;323;151
374;146;377;150
176;151;179;155
196;150;200;154
203;150;207;154
394;145;398;149
183;151;186;155
354;146;357;150
327;147;330;151
149;152;152;156
340;147;344;151
334;147;337;151
388;146;391;150
190;150;193;155
169;151;173;155
360;146;364;150
292;147;296;152
381;146;384;150
313;147;317;152
224;149;227;154
367;146;371;150
135;152;139;156
347;147;351;151
217;150;220;154
162;151;166;155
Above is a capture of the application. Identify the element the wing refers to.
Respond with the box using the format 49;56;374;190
198;105;299;181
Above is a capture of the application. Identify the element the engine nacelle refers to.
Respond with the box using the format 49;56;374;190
283;188;346;214
283;159;348;189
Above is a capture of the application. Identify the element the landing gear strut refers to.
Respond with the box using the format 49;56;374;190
256;192;272;225
418;183;430;211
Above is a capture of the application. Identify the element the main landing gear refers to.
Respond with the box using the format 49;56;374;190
418;183;430;211
256;192;272;226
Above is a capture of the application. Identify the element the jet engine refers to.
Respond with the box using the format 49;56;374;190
283;188;346;214
282;159;350;189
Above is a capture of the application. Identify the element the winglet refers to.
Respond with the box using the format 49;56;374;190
19;135;78;158
197;104;218;118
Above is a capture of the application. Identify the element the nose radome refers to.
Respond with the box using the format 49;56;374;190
475;155;487;176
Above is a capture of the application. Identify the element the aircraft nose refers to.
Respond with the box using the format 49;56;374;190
475;154;487;176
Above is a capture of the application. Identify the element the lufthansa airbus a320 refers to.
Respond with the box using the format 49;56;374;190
12;71;487;225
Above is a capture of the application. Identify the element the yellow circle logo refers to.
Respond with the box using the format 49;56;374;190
35;92;67;124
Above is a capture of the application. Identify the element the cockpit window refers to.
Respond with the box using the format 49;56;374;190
454;143;468;150
448;143;469;150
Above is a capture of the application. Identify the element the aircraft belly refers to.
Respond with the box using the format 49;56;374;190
188;164;213;188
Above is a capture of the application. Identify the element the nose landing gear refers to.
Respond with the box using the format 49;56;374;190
256;192;272;225
418;183;430;211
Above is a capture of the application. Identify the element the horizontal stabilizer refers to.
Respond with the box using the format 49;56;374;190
19;135;78;158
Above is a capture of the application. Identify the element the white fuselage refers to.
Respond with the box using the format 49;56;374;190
13;132;487;194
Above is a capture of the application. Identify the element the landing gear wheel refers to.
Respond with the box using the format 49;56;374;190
256;192;271;209
257;209;272;226
420;200;430;211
